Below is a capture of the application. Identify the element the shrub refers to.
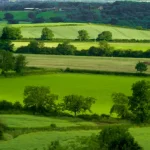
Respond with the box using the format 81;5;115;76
50;123;57;128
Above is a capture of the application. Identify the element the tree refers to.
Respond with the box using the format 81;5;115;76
77;30;89;41
14;55;27;74
4;13;14;21
97;31;112;41
28;12;36;20
129;80;150;123
0;40;14;52
110;93;130;119
56;41;77;55
0;50;15;75
1;27;22;40
41;27;54;40
135;61;148;73
63;95;95;116
23;86;58;114
99;126;142;150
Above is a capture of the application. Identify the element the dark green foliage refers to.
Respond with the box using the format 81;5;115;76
13;101;23;110
99;126;142;150
14;55;27;74
28;12;36;20
1;27;22;40
63;95;95;116
41;27;54;40
0;40;14;51
129;80;150;123
0;100;13;110
0;50;15;74
110;93;130;119
50;123;57;128
97;31;112;41
135;61;148;73
56;41;77;55
23;86;58;114
4;13;14;20
78;30;89;41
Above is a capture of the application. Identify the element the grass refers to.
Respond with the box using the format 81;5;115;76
1;23;150;40
0;130;99;150
0;123;150;150
0;73;150;114
0;114;96;128
23;54;150;73
13;41;150;51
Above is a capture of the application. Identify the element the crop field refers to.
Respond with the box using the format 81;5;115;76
1;23;150;40
13;41;150;51
0;114;96;128
0;73;150;114
23;54;150;73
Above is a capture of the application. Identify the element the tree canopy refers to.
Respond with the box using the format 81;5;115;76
24;86;58;114
135;61;148;73
99;126;142;150
1;27;22;40
77;30;89;41
41;27;54;40
97;31;112;41
63;95;95;116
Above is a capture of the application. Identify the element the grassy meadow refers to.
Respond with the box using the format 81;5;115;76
0;114;96;128
1;23;150;40
23;54;150;73
0;73;150;114
13;41;150;51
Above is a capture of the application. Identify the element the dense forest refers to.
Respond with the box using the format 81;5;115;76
1;1;150;29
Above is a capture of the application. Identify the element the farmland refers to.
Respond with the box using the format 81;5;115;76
24;54;150;73
0;73;150;114
1;23;150;40
13;41;150;51
0;114;150;150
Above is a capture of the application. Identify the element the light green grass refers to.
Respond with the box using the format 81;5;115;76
0;73;150;114
1;23;150;40
0;114;96;128
24;54;150;73
13;41;150;51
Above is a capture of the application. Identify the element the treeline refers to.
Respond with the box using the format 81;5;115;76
0;86;96;117
1;1;150;29
16;40;150;58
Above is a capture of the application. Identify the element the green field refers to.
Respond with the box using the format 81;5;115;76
0;73;150;114
1;23;150;40
24;54;150;73
0;114;96;128
0;114;150;150
0;127;150;150
13;41;150;51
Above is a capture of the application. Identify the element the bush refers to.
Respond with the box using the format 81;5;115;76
0;100;13;111
50;123;57;128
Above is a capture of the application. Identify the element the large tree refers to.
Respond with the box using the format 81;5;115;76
1;27;22;40
0;50;15;75
110;93;130;119
0;40;14;52
135;61;148;73
24;86;58;114
99;126;142;150
97;31;112;41
129;80;150;123
63;95;95;116
77;30;89;41
41;27;54;40
14;55;27;74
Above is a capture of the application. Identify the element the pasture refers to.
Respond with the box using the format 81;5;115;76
13;41;150;51
1;23;150;40
0;114;96;128
24;54;150;73
0;73;150;114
